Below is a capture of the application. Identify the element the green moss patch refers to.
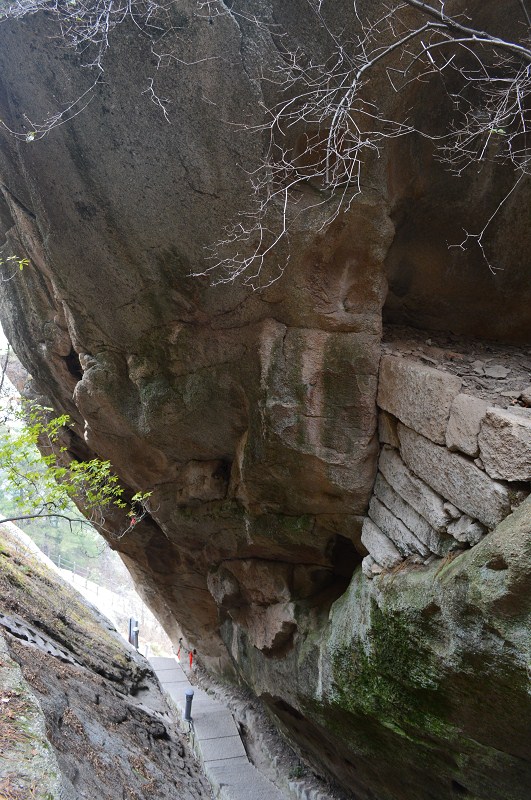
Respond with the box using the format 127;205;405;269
331;599;452;741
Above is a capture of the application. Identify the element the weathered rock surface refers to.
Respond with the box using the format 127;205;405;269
0;0;390;669
381;326;531;407
0;524;212;800
362;348;529;578
0;1;529;799
378;445;450;532
521;386;531;405
377;355;462;444
446;393;489;457
0;632;63;800
360;518;402;569
447;514;486;546
229;498;531;800
372;472;449;556
398;424;512;528
369;496;430;558
377;409;400;449
478;408;531;482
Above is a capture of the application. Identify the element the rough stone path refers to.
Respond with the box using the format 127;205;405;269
150;656;288;800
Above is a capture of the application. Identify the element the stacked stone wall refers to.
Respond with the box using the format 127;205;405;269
362;355;531;577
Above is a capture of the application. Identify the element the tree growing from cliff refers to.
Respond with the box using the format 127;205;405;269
0;350;149;535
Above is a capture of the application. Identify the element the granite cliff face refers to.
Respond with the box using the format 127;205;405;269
0;1;530;798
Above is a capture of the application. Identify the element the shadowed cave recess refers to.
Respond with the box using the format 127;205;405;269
0;1;530;798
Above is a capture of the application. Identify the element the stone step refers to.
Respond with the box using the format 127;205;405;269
150;656;289;800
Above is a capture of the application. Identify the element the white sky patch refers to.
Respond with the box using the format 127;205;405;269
0;319;17;404
0;319;8;352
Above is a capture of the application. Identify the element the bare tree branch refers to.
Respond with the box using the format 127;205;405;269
518;0;531;28
449;172;526;272
198;0;530;285
404;0;531;62
0;0;529;284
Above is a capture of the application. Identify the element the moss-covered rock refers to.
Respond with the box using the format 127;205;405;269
310;497;531;799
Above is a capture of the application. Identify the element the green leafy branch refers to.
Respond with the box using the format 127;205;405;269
0;400;151;535
0;255;29;282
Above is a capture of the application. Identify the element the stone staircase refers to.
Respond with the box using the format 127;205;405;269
150;656;288;800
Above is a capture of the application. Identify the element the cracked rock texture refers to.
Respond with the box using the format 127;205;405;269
0;523;212;800
0;1;530;798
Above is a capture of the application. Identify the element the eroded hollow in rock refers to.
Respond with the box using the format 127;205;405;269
62;348;83;381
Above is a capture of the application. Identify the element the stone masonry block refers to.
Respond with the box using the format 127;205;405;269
362;555;376;578
369;496;430;557
520;386;531;405
446;393;489;457
447;515;486;546
378;410;400;448
373;473;452;556
478;408;531;482
377;355;462;444
361;517;402;569
378;446;450;532
399;424;512;528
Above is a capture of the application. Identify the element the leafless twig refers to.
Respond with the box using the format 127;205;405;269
197;0;530;285
1;0;529;284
